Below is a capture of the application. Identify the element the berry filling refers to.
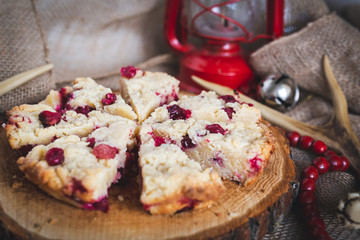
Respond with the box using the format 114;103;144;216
235;172;243;181
121;148;139;182
8;115;32;128
92;144;118;159
6;117;16;127
74;106;94;117
181;135;197;150
86;137;96;148
240;102;254;107
219;95;238;103
60;87;71;97
54;97;62;112
196;130;207;137
45;147;65;166
61;115;67;122
51;136;58;142
39;111;61;127
63;178;88;201
249;156;262;173
158;94;169;106
143;203;158;211
59;88;74;113
176;197;200;213
211;155;225;167
155;86;179;106
153;136;166;147
102;93;117;105
206;124;227;135
223;107;235;119
18;144;36;156
171;86;179;101
71;178;88;194
167;105;191;120
157;88;179;106
120;65;137;78
113;172;122;183
148;132;176;147
81;196;109;213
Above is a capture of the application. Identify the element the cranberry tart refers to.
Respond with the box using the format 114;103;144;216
6;77;136;151
139;124;225;215
42;77;137;120
17;120;136;212
6;104;132;151
5;69;276;214
141;91;275;186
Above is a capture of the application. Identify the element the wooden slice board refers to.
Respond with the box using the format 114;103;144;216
0;123;298;240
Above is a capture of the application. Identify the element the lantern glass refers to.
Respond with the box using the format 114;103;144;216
184;0;267;40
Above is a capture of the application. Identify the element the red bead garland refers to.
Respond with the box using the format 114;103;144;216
299;191;316;205
300;178;316;192
328;155;343;171
286;131;301;146
301;203;320;219
285;131;350;240
299;135;314;150
340;156;350;171
323;150;337;158
302;166;319;181
311;140;327;155
312;157;329;175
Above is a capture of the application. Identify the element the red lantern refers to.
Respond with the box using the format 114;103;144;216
164;0;284;93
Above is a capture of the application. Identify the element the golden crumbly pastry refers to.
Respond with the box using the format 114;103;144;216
17;119;136;212
6;69;274;215
120;66;179;122
141;91;275;186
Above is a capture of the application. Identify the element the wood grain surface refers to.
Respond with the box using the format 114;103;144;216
0;123;298;240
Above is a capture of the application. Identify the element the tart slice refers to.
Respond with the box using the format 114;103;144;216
41;77;137;120
185;121;274;185
120;66;179;122
142;91;275;185
165;91;260;124
6;103;134;151
139;125;225;215
17;120;136;212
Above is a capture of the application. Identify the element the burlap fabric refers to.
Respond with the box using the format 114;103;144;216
0;0;167;111
251;14;360;240
250;13;360;114
35;0;167;88
0;0;54;112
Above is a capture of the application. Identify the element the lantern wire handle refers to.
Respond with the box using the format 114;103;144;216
191;0;251;38
189;0;274;42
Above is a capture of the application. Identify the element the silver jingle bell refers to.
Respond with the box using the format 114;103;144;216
257;74;300;112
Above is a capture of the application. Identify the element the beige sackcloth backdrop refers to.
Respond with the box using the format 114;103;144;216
0;0;360;239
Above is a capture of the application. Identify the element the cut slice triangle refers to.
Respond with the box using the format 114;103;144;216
120;70;179;122
138;124;225;215
17;119;136;212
